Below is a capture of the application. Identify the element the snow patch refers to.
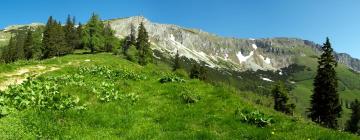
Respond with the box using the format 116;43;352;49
259;55;271;64
236;51;253;63
279;71;283;75
224;53;229;60
249;38;255;41
252;44;258;50
261;77;273;82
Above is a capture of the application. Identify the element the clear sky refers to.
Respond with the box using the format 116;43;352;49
1;0;359;58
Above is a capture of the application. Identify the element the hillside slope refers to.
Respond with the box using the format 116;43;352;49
0;53;358;139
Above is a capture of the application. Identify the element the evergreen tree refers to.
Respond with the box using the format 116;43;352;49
0;36;16;63
13;32;26;61
82;13;105;53
345;99;360;134
23;29;34;60
32;27;44;59
308;38;342;129
272;82;295;115
129;24;137;46
173;50;181;71
64;15;78;52
76;22;84;49
190;62;207;80
136;22;152;65
103;22;117;52
122;24;137;56
42;16;67;58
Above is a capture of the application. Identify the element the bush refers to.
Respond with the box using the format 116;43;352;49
235;108;274;127
181;90;200;104
159;74;186;83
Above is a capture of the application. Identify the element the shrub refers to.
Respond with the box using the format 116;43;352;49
159;74;185;83
235;108;274;127
181;90;200;104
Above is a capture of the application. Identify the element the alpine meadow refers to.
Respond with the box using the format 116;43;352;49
0;0;360;139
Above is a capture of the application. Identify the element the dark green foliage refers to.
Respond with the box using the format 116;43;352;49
23;30;34;60
308;38;342;129
82;13;105;53
235;108;274;127
0;30;30;63
172;50;181;71
0;36;17;63
103;22;118;52
190;63;207;80
64;15;79;52
13;32;26;60
136;22;152;65
345;99;360;134
76;23;84;49
159;74;185;83
272;82;295;115
42;16;68;59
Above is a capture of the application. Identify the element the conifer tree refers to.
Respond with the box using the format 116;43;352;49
272;82;295;115
64;15;78;52
345;99;360;134
82;13;105;53
173;50;181;71
103;22;117;52
190;62;207;80
0;36;16;63
42;16;67;58
136;22;152;65
308;38;342;129
76;22;84;49
23;29;34;60
13;31;26;61
129;24;137;46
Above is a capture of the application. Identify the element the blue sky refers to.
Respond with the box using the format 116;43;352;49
1;0;359;58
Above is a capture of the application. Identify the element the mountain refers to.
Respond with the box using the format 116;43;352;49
109;16;360;72
1;16;359;72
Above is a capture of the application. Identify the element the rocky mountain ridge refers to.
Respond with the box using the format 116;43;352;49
109;16;360;72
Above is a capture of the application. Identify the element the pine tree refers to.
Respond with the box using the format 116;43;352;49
82;13;105;53
129;24;137;46
23;29;34;60
64;15;78;52
12;31;26;61
103;22;117;52
345;99;360;134
136;22;152;65
0;36;15;63
76;22;84;49
190;62;207;80
42;16;66;58
272;82;295;115
308;38;342;129
173;50;181;71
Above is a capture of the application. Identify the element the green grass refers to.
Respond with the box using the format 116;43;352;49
0;53;358;139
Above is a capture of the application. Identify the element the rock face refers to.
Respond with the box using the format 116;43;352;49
109;16;360;72
336;53;360;71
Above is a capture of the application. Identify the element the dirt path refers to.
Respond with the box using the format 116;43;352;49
0;65;61;91
0;60;87;91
